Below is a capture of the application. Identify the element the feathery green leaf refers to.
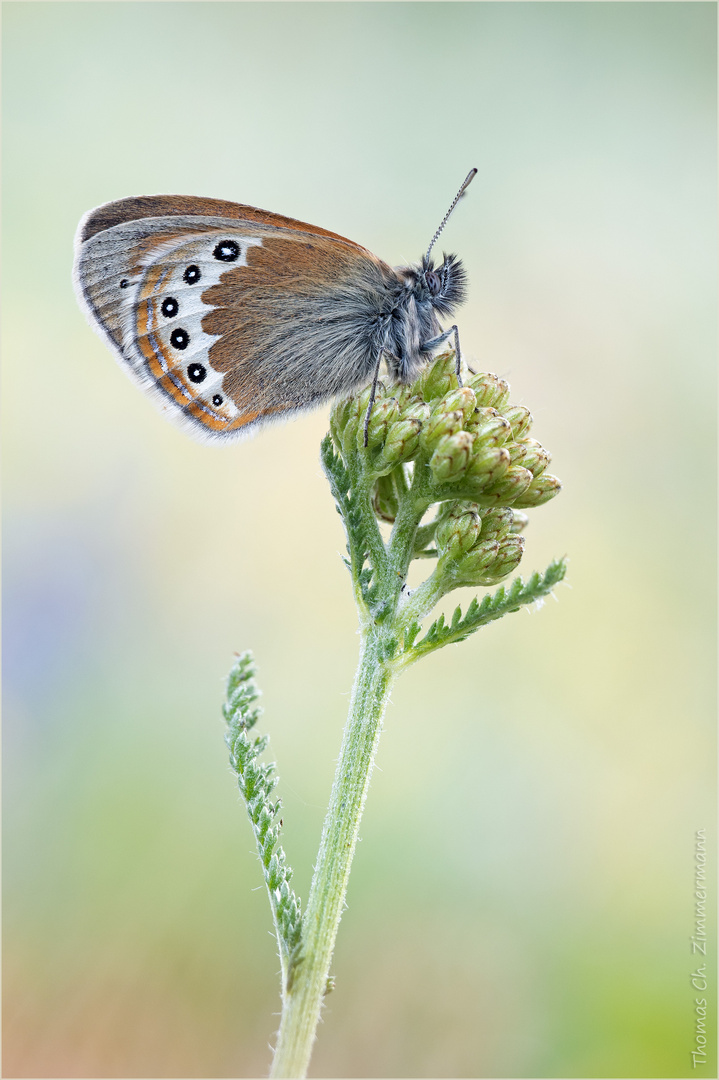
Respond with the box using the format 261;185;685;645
224;652;303;984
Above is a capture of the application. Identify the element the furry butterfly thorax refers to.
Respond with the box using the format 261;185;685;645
73;170;477;443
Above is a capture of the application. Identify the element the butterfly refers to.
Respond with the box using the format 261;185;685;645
73;169;477;444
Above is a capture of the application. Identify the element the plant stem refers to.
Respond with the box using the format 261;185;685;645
270;629;397;1079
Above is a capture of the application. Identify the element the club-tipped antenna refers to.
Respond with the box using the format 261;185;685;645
425;167;478;263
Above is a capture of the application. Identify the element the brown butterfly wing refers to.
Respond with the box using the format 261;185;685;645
77;195;362;245
74;196;399;442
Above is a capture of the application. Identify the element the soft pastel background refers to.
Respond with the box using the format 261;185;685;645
3;3;716;1078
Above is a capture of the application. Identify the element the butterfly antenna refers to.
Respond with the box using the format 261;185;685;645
425;167;478;263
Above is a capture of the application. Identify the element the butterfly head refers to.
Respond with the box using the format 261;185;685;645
413;252;467;317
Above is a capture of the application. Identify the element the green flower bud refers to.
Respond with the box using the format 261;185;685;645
503;405;533;440
355;383;374;414
509;510;529;535
348;385;374;447
446;498;481;517
402;401;431;424
359;395;399;451
463;445;511;490
415;351;462;401
394;384;422;411
452;539;501;581
435;506;482;557
372;473;399;523
420;409;464;451
379;418;422;467
478;507;515;541
468;372;511;410
330;394;361;449
481;465;534;505
355;380;391;417
329;397;352;443
519;438;551;478
479;536;525;584
431;386;477;423
429;431;474;483
466;407;513;447
512;473;562;509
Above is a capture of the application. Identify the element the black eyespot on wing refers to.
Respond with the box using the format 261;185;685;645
170;328;190;350
213;240;240;262
161;297;179;318
120;278;130;289
212;394;223;406
183;265;201;284
188;363;207;383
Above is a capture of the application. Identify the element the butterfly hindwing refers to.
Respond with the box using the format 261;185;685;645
74;197;398;442
127;231;266;435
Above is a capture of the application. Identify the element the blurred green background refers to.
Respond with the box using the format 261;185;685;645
3;3;716;1077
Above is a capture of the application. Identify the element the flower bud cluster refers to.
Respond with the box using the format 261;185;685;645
330;383;425;476
420;374;556;506
328;350;562;590
329;350;561;511
434;501;525;587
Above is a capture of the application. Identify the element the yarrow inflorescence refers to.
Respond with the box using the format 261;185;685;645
325;350;564;657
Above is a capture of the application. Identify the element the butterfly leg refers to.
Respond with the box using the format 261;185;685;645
424;325;464;386
363;351;384;447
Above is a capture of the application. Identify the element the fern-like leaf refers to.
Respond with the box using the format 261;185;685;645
224;652;303;986
401;559;567;663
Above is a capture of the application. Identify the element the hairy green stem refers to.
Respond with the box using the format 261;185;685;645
270;630;397;1078
388;466;432;582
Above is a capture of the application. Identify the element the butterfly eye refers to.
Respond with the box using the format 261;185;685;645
213;240;240;262
425;270;441;296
